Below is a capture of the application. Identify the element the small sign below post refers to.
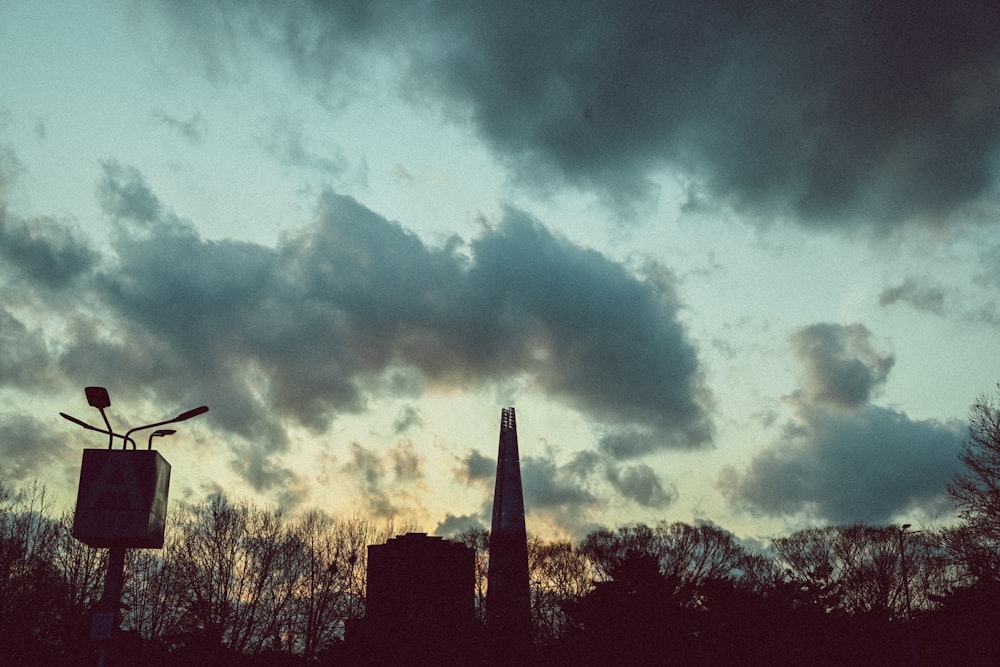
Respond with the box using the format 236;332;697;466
72;449;171;549
90;611;114;641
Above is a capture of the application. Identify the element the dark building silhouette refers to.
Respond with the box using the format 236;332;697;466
487;407;532;650
349;532;475;664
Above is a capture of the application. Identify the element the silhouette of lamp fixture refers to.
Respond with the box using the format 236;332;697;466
60;385;208;449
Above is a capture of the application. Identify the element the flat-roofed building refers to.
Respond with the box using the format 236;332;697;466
349;532;476;664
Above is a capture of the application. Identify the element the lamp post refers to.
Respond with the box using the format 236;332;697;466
62;387;207;667
899;524;918;667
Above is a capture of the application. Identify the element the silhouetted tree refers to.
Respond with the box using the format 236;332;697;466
455;526;490;625
948;384;1000;579
561;547;688;665
579;521;750;609
53;507;105;616
528;538;593;642
286;511;369;659
658;521;748;607
0;479;82;665
122;534;186;643
771;524;947;621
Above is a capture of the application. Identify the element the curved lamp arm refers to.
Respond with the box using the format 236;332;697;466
123;406;209;448
60;412;136;448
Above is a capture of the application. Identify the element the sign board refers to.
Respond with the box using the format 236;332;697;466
90;611;114;640
72;449;171;548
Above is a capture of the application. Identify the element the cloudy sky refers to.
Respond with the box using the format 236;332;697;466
2;0;998;541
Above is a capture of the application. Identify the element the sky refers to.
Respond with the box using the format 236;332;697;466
1;0;999;543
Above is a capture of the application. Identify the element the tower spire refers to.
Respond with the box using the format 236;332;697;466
487;407;531;648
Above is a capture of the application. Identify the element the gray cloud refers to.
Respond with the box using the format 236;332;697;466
341;440;426;520
0;308;55;389
263;115;349;175
97;161;164;224
719;402;963;524
0;210;97;290
460;442;677;520
229;441;309;509
455;449;495;485
434;513;487;537
598;427;663;460
392;404;422;434
341;442;399;519
162;0;1000;228
0;144;24;194
790;323;894;408
977;243;1000;289
879;278;948;315
521;455;599;511
389;439;423;481
151;110;205;144
0;413;74;482
461;210;712;449
722;321;962;523
15;162;708;493
455;440;677;536
604;462;677;509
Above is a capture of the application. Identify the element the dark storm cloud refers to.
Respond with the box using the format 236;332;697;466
879;278;948;315
462;210;711;449
0;413;73;481
462;448;607;534
230;441;309;509
719;402;963;524
598;427;662;460
521;455;599;510
456;449;495;484
165;0;1000;227
459;444;676;517
53;164;707;494
273;195;711;447
879;275;1000;327
604;462;677;509
978;243;1000;289
98;161;163;224
722;321;962;523
0;308;54;388
0;211;97;289
790;323;894;408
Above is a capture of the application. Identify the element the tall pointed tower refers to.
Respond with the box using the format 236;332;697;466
487;407;531;648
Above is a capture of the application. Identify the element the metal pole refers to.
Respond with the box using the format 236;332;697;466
97;546;127;667
899;527;917;667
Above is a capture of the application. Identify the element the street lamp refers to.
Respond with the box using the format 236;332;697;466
62;386;208;667
147;429;175;450
86;386;113;449
61;399;209;450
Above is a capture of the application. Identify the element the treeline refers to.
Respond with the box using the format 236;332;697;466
0;483;997;665
0;483;406;665
3;386;999;665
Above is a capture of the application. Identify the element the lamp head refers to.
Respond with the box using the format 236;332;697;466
174;406;209;422
85;386;111;409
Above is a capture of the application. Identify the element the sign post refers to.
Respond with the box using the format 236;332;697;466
62;387;207;667
73;450;172;548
